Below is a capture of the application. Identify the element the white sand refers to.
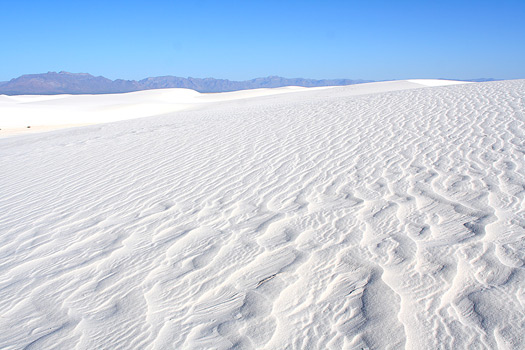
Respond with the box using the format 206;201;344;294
406;79;472;86
1;79;524;349
1;79;463;136
0;86;328;135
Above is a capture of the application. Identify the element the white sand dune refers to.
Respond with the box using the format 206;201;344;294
0;86;323;134
0;79;524;349
0;79;464;135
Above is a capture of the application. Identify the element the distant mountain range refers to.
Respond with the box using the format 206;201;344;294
0;71;498;95
0;72;372;95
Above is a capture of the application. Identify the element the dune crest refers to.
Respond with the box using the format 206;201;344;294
1;79;465;136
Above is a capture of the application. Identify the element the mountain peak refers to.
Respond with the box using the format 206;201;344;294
57;71;92;76
0;73;373;95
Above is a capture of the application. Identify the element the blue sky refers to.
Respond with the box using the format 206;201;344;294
1;0;524;81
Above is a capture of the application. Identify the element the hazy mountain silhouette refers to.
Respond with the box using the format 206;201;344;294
0;72;372;95
0;72;499;95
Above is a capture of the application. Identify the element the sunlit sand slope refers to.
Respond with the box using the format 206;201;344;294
0;80;524;349
0;79;465;135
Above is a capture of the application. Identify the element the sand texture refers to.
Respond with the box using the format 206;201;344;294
0;80;524;349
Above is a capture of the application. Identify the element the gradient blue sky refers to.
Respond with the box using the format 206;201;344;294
1;0;524;81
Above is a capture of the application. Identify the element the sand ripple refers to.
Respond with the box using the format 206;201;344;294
1;80;524;349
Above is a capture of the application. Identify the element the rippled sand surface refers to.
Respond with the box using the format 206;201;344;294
1;80;524;349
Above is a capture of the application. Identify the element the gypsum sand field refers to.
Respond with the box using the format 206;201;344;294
0;79;524;349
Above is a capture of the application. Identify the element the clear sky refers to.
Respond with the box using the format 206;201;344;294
1;0;524;81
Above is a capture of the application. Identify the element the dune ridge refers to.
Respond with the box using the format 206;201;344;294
0;80;524;349
1;79;464;136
